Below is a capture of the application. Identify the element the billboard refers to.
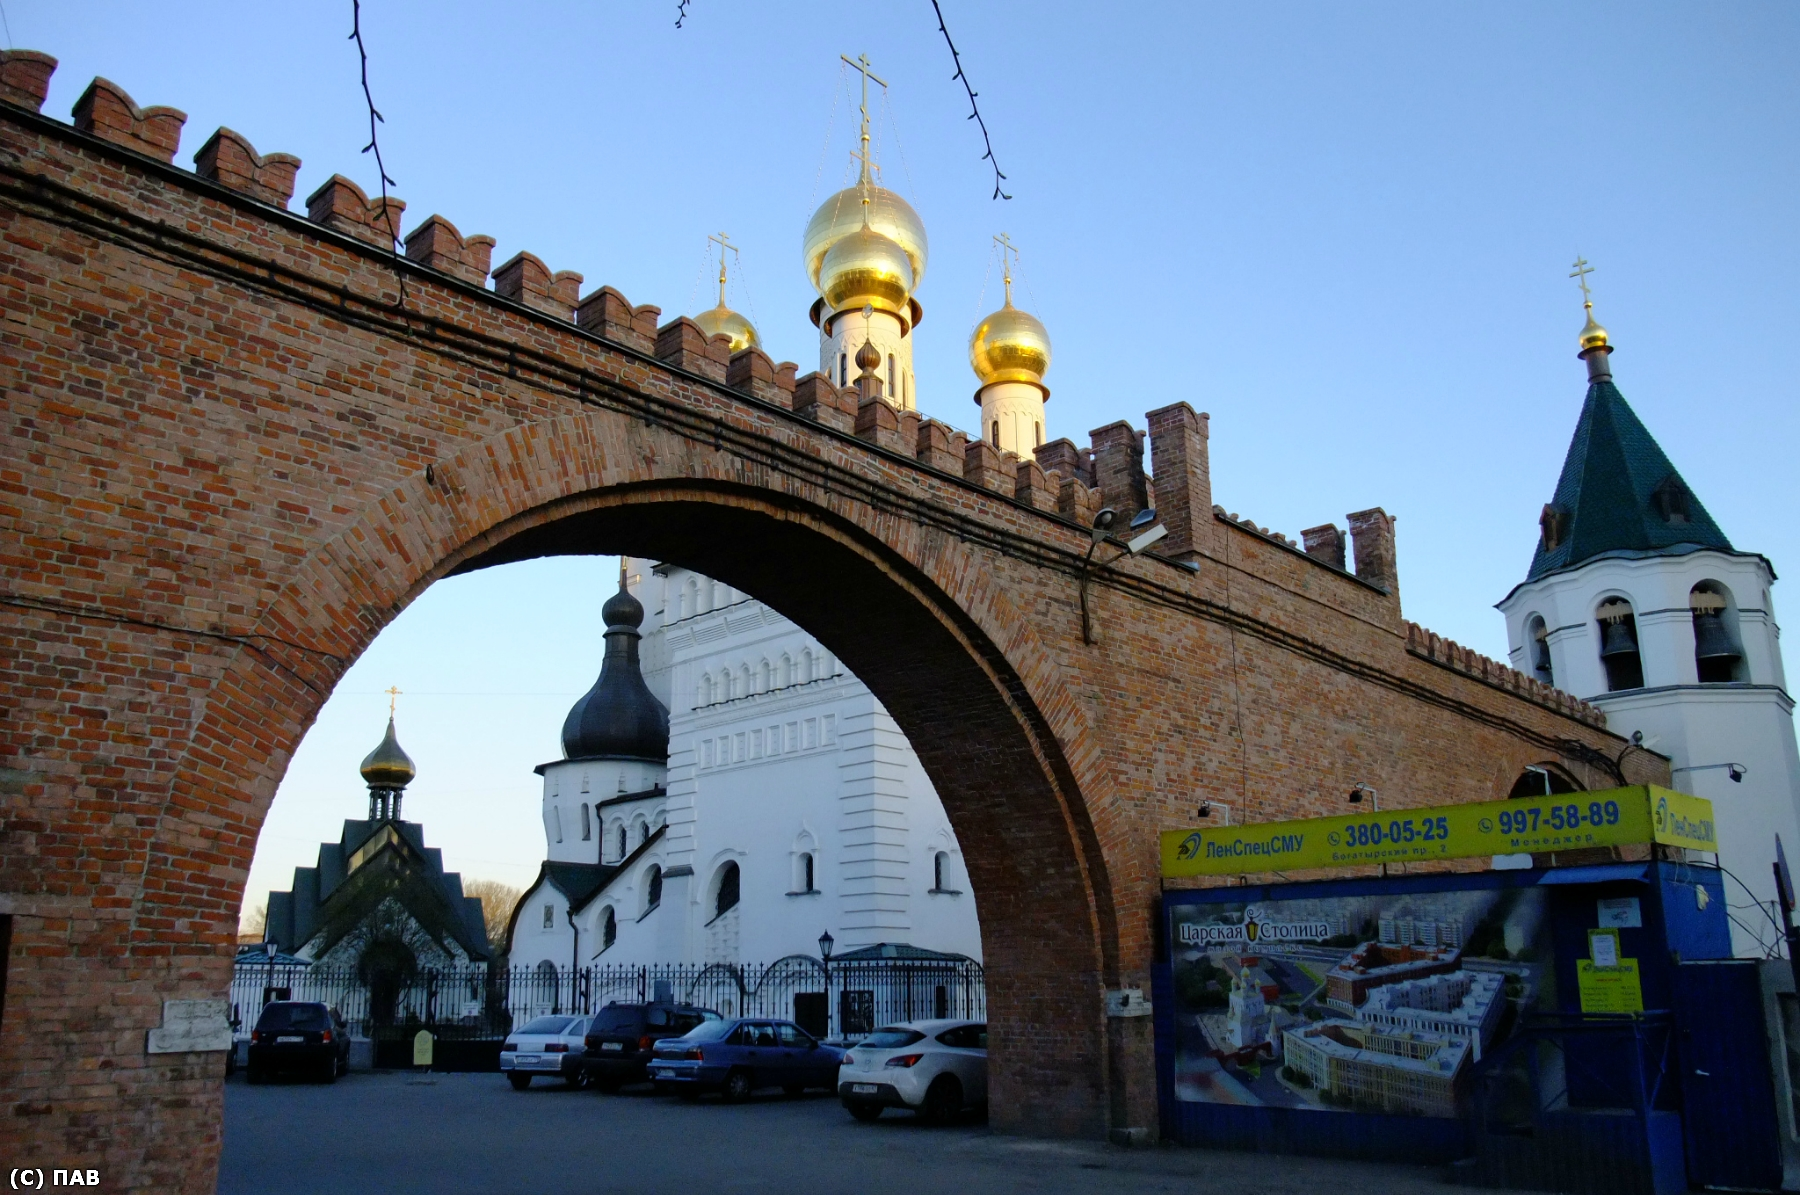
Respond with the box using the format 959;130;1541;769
1166;885;1555;1119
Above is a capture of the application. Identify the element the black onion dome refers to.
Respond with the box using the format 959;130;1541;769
561;579;669;762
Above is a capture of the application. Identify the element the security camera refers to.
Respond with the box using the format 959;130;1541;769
1728;764;1746;784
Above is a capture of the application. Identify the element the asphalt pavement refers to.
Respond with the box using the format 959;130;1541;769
219;1069;1520;1195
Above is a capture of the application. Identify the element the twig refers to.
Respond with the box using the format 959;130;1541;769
929;0;1010;200
348;0;409;310
675;0;691;28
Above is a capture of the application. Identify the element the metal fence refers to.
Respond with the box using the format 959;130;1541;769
230;954;984;1042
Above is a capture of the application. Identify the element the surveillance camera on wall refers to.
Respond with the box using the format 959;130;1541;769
1728;764;1746;783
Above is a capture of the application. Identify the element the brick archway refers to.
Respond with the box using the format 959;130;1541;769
0;70;1663;1191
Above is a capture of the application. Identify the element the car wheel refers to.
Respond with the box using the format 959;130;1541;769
721;1069;754;1103
507;1073;532;1091
922;1075;963;1124
846;1101;883;1122
568;1069;590;1090
320;1057;338;1085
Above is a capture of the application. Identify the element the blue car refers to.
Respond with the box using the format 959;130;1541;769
647;1017;845;1102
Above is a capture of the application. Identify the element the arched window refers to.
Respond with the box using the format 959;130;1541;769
1596;598;1644;692
713;861;740;920
553;806;564;844
934;851;950;891
800;648;814;681
760;659;773;692
644;865;663;914
581;804;591;841
616;823;628;860
601;906;617;950
633;815;649;846
992;419;1001;445
1507;764;1582;799
1526;615;1553;686
739;665;753;697
780;653;794;687
887;354;896;396
1691;582;1745;683
839;352;848;387
802;852;815;892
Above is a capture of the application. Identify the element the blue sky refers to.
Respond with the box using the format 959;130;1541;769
16;2;1796;917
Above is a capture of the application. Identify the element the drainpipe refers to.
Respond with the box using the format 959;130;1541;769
565;907;581;1013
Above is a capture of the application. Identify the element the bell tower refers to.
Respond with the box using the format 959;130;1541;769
1496;261;1800;956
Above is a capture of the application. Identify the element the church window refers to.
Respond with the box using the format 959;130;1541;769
542;903;554;930
617;824;628;859
934;851;949;891
800;648;814;681
645;865;663;914
1526;616;1553;687
887;354;896;395
553;807;564;843
992;420;1001;446
713;861;740;920
740;665;752;696
601;906;616;950
839;352;848;387
1652;475;1692;524
822;714;837;745
581;804;591;841
1596;599;1644;692
760;659;772;692
780;653;793;687
804;718;818;750
801;852;815;893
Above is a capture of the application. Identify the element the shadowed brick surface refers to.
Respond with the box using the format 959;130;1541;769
0;80;1657;1192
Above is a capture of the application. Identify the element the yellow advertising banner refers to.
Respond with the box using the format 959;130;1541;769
1159;785;1715;879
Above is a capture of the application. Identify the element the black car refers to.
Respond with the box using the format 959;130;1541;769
246;1001;350;1084
578;1002;719;1092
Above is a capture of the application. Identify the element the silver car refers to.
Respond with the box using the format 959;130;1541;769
500;1014;590;1090
837;1019;987;1122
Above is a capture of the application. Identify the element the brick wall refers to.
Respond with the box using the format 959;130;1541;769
0;70;1650;1192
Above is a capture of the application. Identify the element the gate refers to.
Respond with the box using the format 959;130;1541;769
1673;961;1782;1190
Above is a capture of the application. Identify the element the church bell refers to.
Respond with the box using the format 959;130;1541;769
1532;635;1553;675
1692;611;1741;664
1598;617;1638;659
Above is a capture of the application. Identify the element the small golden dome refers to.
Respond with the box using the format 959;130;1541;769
855;338;881;374
819;225;914;318
969;299;1052;389
804;184;928;295
694;304;759;354
1579;302;1609;353
359;716;416;790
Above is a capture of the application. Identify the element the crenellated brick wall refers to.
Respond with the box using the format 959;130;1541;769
0;52;1660;1192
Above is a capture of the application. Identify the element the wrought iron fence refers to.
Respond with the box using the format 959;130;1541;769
229;954;984;1042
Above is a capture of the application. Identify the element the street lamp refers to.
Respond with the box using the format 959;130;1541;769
1348;783;1380;811
818;931;834;1041
1197;800;1234;826
1080;507;1169;644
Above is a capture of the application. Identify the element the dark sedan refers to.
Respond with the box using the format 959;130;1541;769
577;1002;718;1092
245;1001;350;1084
647;1017;844;1102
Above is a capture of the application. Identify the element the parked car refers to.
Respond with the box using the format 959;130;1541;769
837;1020;987;1122
245;1001;351;1084
500;1014;591;1090
648;1017;844;1102
579;1002;719;1093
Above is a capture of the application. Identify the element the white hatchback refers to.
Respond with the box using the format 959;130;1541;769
500;1014;591;1090
837;1019;987;1122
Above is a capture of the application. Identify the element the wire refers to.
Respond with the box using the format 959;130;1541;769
808;61;847;208
929;0;1011;200
1717;861;1789;935
0;1;13;50
348;0;409;310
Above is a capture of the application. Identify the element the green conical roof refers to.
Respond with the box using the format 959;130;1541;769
1527;378;1731;581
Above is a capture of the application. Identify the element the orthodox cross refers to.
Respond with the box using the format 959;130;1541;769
707;231;738;307
994;232;1019;304
1569;256;1595;306
841;53;888;190
384;685;401;716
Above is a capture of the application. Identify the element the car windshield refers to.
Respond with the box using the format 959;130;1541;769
677;1019;736;1043
590;1006;643;1033
518;1015;575;1035
255;1003;329;1032
858;1028;926;1049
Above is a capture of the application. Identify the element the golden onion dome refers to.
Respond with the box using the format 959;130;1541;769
969;299;1052;389
694;304;759;354
819;225;914;318
1578;303;1609;353
804;184;928;295
359;716;416;790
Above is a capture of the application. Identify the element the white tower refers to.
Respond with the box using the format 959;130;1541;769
968;233;1052;456
802;54;926;410
1496;275;1800;956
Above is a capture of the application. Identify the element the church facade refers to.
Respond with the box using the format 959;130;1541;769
1497;293;1800;955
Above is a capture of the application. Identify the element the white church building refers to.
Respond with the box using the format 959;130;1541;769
1497;297;1800;956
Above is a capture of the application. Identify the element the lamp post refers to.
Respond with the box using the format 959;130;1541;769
818;930;835;1041
1197;800;1234;826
